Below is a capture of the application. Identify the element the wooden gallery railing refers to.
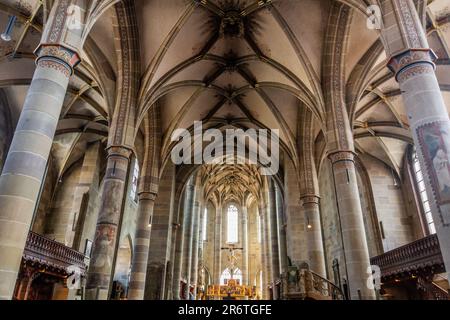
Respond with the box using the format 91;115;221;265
23;231;88;275
370;234;448;300
370;234;444;278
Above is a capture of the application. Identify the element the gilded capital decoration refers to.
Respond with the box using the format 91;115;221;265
35;45;81;77
387;49;437;82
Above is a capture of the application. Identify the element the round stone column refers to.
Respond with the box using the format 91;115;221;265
85;146;132;300
0;45;79;300
241;206;249;285
259;204;272;299
190;201;201;298
171;196;185;300
213;205;222;285
128;192;156;300
268;182;280;299
301;195;326;277
275;188;288;275
181;182;196;299
388;49;450;279
329;151;375;300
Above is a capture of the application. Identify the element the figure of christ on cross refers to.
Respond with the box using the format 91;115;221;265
221;245;243;281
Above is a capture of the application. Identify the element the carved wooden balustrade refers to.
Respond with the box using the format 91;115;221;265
23;231;88;275
370;234;444;279
302;269;344;300
282;267;344;300
417;276;449;300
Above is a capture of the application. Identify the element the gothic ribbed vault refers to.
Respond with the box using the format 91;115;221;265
1;0;450;180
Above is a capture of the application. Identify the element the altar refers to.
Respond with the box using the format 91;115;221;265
206;279;256;300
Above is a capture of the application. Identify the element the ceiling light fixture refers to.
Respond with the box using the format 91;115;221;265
1;16;17;42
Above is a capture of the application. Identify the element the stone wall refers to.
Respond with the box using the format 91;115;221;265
116;157;140;251
114;157;141;294
144;163;175;300
284;157;308;266
202;202;215;283
247;201;262;289
359;155;414;252
318;159;345;282
355;159;383;257
320;153;417;285
32;159;56;235
78;164;103;255
44;162;82;245
401;153;427;240
41;142;107;253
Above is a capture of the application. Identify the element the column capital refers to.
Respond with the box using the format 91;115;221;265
300;195;320;206
387;49;437;82
139;175;160;196
106;145;133;160
138;191;157;202
35;44;81;77
327;150;356;164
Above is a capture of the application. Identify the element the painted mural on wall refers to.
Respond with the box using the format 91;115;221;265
417;121;450;205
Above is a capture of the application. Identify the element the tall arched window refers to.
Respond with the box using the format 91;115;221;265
227;205;239;243
220;268;231;285
257;213;262;243
130;160;139;202
412;150;436;235
220;268;243;285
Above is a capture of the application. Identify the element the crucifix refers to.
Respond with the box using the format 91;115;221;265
221;245;243;280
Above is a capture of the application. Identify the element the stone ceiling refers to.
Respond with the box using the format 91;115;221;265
0;0;450;184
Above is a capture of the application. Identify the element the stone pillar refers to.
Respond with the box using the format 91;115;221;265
380;0;450;279
298;107;326;277
284;158;308;266
171;194;185;300
166;193;182;300
241;206;249;285
322;2;375;300
213;204;223;285
181;181;196;299
71;142;102;251
196;205;205;294
144;165;175;300
0;44;80;300
127;192;156;300
259;204;271;299
275;188;288;275
128;105;161;300
85;0;139;300
329;151;374;300
190;200;201;298
268;182;280;299
85;146;132;300
301;195;326;277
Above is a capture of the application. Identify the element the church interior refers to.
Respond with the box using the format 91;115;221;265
0;0;450;301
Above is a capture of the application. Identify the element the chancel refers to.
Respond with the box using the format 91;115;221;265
0;0;450;301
